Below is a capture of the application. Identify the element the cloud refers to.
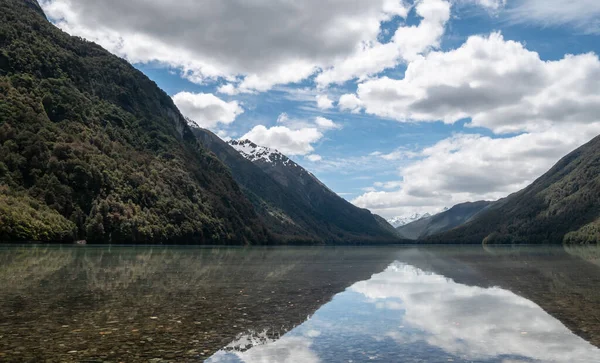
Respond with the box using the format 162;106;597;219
330;30;600;218
351;262;600;362
217;84;240;96
316;0;451;87
378;149;419;161
352;123;600;217
40;0;414;92
346;32;600;134
314;117;341;130
241;126;323;156
508;0;600;34
338;94;363;113
458;0;506;11
172;92;243;128
276;114;341;131
306;154;323;162
241;114;341;156
316;95;334;110
374;181;404;190
208;334;319;363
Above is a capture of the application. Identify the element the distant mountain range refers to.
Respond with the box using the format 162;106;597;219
193;130;399;244
393;134;600;244
387;213;434;228
428;135;600;244
395;202;493;240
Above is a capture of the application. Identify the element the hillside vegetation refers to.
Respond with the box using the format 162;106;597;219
0;0;269;244
428;135;600;244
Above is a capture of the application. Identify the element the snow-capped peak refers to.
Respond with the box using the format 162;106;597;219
228;139;292;166
387;213;432;228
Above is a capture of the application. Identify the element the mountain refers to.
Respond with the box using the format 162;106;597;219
193;130;400;243
429;135;600;244
388;213;432;228
0;0;269;244
396;201;493;240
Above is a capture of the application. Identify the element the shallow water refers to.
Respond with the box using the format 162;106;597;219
1;245;600;362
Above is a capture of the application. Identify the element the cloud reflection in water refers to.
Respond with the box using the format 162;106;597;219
208;262;600;363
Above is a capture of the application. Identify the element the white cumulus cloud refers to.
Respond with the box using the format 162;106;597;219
40;0;413;92
347;32;600;134
338;94;364;113
306;154;323;162
315;117;342;130
316;95;334;110
241;126;323;156
316;0;451;87
172;92;243;129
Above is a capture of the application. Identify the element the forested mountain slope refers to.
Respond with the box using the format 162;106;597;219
428;135;600;244
0;0;269;244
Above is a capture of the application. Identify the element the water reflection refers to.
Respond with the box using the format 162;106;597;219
209;261;600;363
2;245;600;362
0;246;395;362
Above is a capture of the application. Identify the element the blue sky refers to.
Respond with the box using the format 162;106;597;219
41;0;600;218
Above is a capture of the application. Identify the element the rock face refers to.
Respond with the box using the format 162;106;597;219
429;134;600;244
194;130;400;243
397;201;493;240
0;0;268;244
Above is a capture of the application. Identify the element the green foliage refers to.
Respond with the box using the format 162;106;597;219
429;135;600;245
564;218;600;244
0;0;269;244
0;188;75;241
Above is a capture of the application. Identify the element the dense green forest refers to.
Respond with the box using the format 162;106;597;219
0;0;270;244
428;135;600;244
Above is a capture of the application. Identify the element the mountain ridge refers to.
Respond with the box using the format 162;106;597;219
193;128;401;243
397;201;493;240
428;135;600;244
0;0;269;244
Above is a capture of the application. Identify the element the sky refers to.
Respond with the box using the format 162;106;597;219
39;0;600;219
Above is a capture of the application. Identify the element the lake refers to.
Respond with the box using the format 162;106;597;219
1;245;600;362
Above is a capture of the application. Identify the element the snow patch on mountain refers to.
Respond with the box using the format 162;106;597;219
228;139;293;166
387;213;432;228
388;207;450;227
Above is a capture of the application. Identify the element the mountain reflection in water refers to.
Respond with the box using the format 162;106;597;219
208;261;600;363
1;245;600;362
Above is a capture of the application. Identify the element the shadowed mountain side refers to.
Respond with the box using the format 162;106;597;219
428;135;600;244
0;246;397;362
193;128;401;244
395;246;600;347
397;201;493;240
0;0;268;244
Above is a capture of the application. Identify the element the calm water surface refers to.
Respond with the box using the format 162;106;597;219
1;245;600;362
